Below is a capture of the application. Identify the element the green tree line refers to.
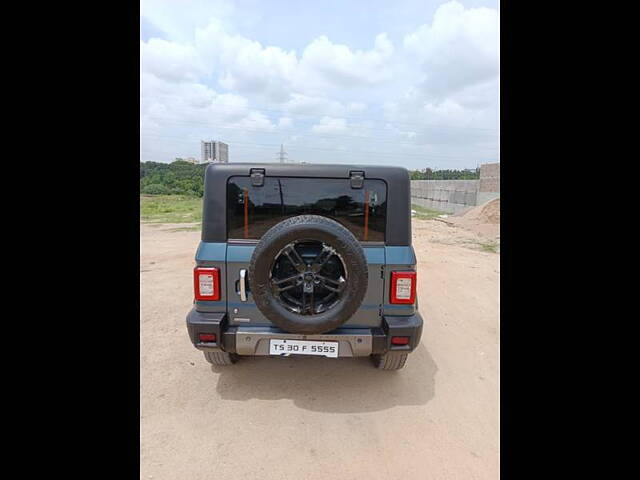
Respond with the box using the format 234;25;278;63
140;161;481;196
140;160;207;196
409;168;480;180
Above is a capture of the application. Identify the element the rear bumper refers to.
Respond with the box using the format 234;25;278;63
186;308;423;357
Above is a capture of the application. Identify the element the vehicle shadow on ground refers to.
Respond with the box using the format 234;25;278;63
212;343;437;413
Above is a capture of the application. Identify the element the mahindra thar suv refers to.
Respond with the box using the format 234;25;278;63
186;163;423;370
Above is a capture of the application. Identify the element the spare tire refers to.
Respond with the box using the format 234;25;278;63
248;215;368;334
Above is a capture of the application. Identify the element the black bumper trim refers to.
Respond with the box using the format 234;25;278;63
186;308;423;355
379;313;424;353
186;309;230;352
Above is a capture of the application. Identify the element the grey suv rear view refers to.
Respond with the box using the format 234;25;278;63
186;163;423;370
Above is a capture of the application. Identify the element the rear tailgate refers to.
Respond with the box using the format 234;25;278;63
198;172;389;328
224;243;385;328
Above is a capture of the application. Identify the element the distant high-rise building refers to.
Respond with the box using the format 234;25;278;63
201;140;229;163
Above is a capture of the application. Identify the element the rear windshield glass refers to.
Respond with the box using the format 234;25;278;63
227;176;387;241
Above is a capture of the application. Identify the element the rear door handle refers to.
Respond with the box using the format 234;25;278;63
239;269;247;302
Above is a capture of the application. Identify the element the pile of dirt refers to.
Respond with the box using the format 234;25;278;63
453;198;500;222
466;198;500;223
444;198;500;238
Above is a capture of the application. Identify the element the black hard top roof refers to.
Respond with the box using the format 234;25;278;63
201;162;412;245
203;162;408;178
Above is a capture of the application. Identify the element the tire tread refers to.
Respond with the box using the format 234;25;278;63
203;351;238;365
373;352;409;370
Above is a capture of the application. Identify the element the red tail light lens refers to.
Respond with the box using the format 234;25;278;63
194;267;220;301
391;336;410;345
199;333;216;342
390;271;416;304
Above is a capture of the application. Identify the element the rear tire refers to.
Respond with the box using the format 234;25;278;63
372;352;408;370
203;351;238;366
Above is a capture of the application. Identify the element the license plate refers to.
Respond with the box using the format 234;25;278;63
269;339;339;358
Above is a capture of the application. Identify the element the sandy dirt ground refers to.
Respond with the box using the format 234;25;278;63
140;219;500;480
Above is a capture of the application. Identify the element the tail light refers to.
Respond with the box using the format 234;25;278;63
198;333;216;342
391;336;410;345
194;267;220;301
390;271;416;304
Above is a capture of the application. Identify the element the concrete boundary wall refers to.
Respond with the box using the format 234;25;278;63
410;163;500;213
477;162;500;205
411;180;479;214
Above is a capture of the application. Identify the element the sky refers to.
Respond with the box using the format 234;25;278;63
140;0;500;170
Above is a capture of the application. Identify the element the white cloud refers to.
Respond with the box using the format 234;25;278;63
374;0;499;157
384;86;496;135
140;0;499;167
311;117;348;134
278;117;293;129
141;73;249;122
140;72;276;159
193;20;396;101
298;33;395;88
140;39;206;82
141;0;237;42
347;102;367;113
232;111;275;131
450;77;499;110
142;11;398;104
403;0;499;99
283;94;350;117
195;19;298;102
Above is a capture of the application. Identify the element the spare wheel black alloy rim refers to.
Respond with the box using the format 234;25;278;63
269;240;347;315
